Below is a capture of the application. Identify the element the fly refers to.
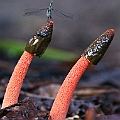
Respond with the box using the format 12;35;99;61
23;0;73;21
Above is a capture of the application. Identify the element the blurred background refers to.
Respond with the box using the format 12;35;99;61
0;0;119;54
0;1;120;116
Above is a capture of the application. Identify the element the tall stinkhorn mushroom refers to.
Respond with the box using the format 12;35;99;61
49;29;114;120
1;20;54;109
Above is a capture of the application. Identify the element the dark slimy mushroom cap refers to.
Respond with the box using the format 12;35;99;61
82;29;114;65
25;20;54;57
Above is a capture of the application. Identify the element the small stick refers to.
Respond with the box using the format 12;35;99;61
49;29;114;120
1;20;54;109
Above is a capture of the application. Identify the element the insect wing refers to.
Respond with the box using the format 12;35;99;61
23;8;48;16
53;8;74;19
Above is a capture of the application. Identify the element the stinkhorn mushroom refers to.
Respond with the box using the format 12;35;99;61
85;108;120;120
85;108;97;120
49;29;114;120
1;20;54;109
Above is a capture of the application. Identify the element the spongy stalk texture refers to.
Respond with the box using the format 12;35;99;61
2;51;34;108
50;56;90;120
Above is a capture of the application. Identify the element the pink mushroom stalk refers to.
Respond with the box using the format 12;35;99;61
1;20;54;109
49;29;114;120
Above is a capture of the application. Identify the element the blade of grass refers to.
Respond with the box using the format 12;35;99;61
41;47;78;62
0;39;78;62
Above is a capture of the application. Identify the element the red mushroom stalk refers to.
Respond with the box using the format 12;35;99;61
85;108;97;120
49;29;114;120
85;108;120;120
1;20;54;109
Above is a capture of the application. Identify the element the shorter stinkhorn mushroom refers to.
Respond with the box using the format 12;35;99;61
85;108;120;120
85;108;97;120
49;29;114;120
1;20;54;109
